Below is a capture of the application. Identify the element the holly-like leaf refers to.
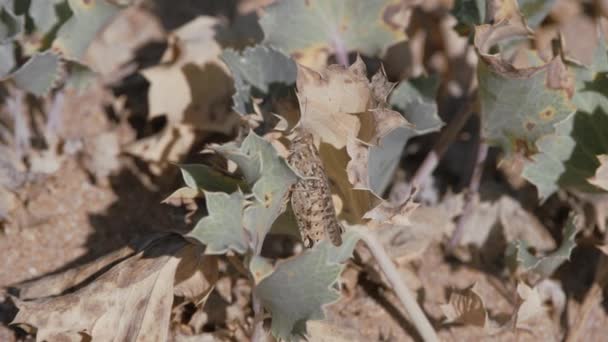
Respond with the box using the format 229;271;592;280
7;51;62;96
522;28;608;198
507;214;580;279
260;0;410;70
361;74;443;194
188;191;248;254
52;0;124;61
28;0;68;35
210;131;298;252
476;23;575;159
221;45;297;115
253;236;358;340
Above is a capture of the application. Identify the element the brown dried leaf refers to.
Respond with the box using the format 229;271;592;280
440;283;488;327
296;59;366;149
141;16;237;135
11;234;218;341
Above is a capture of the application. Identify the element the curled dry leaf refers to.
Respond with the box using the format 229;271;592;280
440;282;488;327
11;234;218;342
295;57;414;224
474;0;576;159
296;59;367;150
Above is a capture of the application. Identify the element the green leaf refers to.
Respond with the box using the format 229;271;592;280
8;51;62;96
254;240;354;340
522;29;608;198
518;0;556;28
363;75;443;195
52;0;123;61
507;214;580;278
221;45;296;115
187;191;248;254
179;163;244;193
0;42;15;77
259;0;409;68
211;131;298;252
473;8;576;162
0;4;23;43
28;0;66;34
452;0;553;34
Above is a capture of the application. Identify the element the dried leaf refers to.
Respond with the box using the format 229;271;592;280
440;283;488;327
12;234;218;342
296;59;366;150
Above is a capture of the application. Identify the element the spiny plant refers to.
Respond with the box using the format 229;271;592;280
8;0;595;341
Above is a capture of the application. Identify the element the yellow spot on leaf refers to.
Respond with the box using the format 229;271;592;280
539;106;556;121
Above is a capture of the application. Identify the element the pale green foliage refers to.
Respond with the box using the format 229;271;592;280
10;51;62;96
523;30;608;198
253;234;361;340
0;0;124;96
188;191;248;254
507;214;579;278
191;131;298;253
478;60;575;158
364;75;443;194
53;0;123;61
221;45;296;115
259;0;408;65
452;0;554;30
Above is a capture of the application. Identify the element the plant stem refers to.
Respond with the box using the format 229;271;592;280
358;229;439;342
410;97;475;189
448;136;488;251
251;292;268;342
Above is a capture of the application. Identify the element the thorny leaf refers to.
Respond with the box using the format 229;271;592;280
11;234;218;342
254;236;358;340
52;0;124;61
363;74;443;195
209;131;298;252
4;51;63;96
440;282;488;327
260;0;410;70
507;213;580;279
293;58;439;227
221;45;297;115
475;6;576;160
28;0;67;35
188;191;248;255
523;28;608;198
296;58;367;150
